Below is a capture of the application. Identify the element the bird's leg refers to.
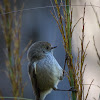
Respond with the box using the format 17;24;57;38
53;87;77;92
63;53;70;76
67;87;78;92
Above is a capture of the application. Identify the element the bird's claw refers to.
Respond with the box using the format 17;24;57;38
68;87;77;92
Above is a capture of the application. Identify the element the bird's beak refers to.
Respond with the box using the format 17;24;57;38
51;46;57;49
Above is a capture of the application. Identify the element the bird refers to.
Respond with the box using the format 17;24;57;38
27;41;63;100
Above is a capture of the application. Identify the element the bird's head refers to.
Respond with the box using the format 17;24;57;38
27;41;57;62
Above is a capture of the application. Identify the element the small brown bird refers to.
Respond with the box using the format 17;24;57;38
27;41;63;100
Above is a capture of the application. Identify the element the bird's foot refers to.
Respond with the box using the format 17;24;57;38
53;87;77;92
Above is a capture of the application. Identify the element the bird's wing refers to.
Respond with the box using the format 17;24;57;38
28;63;40;99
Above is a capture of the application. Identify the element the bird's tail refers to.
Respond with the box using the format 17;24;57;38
35;89;52;100
35;93;45;100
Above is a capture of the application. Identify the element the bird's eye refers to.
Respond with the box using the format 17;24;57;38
46;46;49;50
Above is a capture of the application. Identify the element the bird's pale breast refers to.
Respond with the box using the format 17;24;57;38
35;53;63;91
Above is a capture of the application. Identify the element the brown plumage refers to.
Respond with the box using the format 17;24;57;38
27;41;63;100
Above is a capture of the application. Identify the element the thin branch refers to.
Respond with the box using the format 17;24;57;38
72;17;83;33
93;36;100;62
93;97;96;100
0;97;33;100
91;2;100;28
20;40;32;59
0;4;100;15
85;79;94;100
83;83;100;88
50;0;58;20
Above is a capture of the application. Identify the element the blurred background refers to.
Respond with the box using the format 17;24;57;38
0;0;100;100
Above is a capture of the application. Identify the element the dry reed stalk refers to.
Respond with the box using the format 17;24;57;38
0;0;25;99
52;0;92;100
